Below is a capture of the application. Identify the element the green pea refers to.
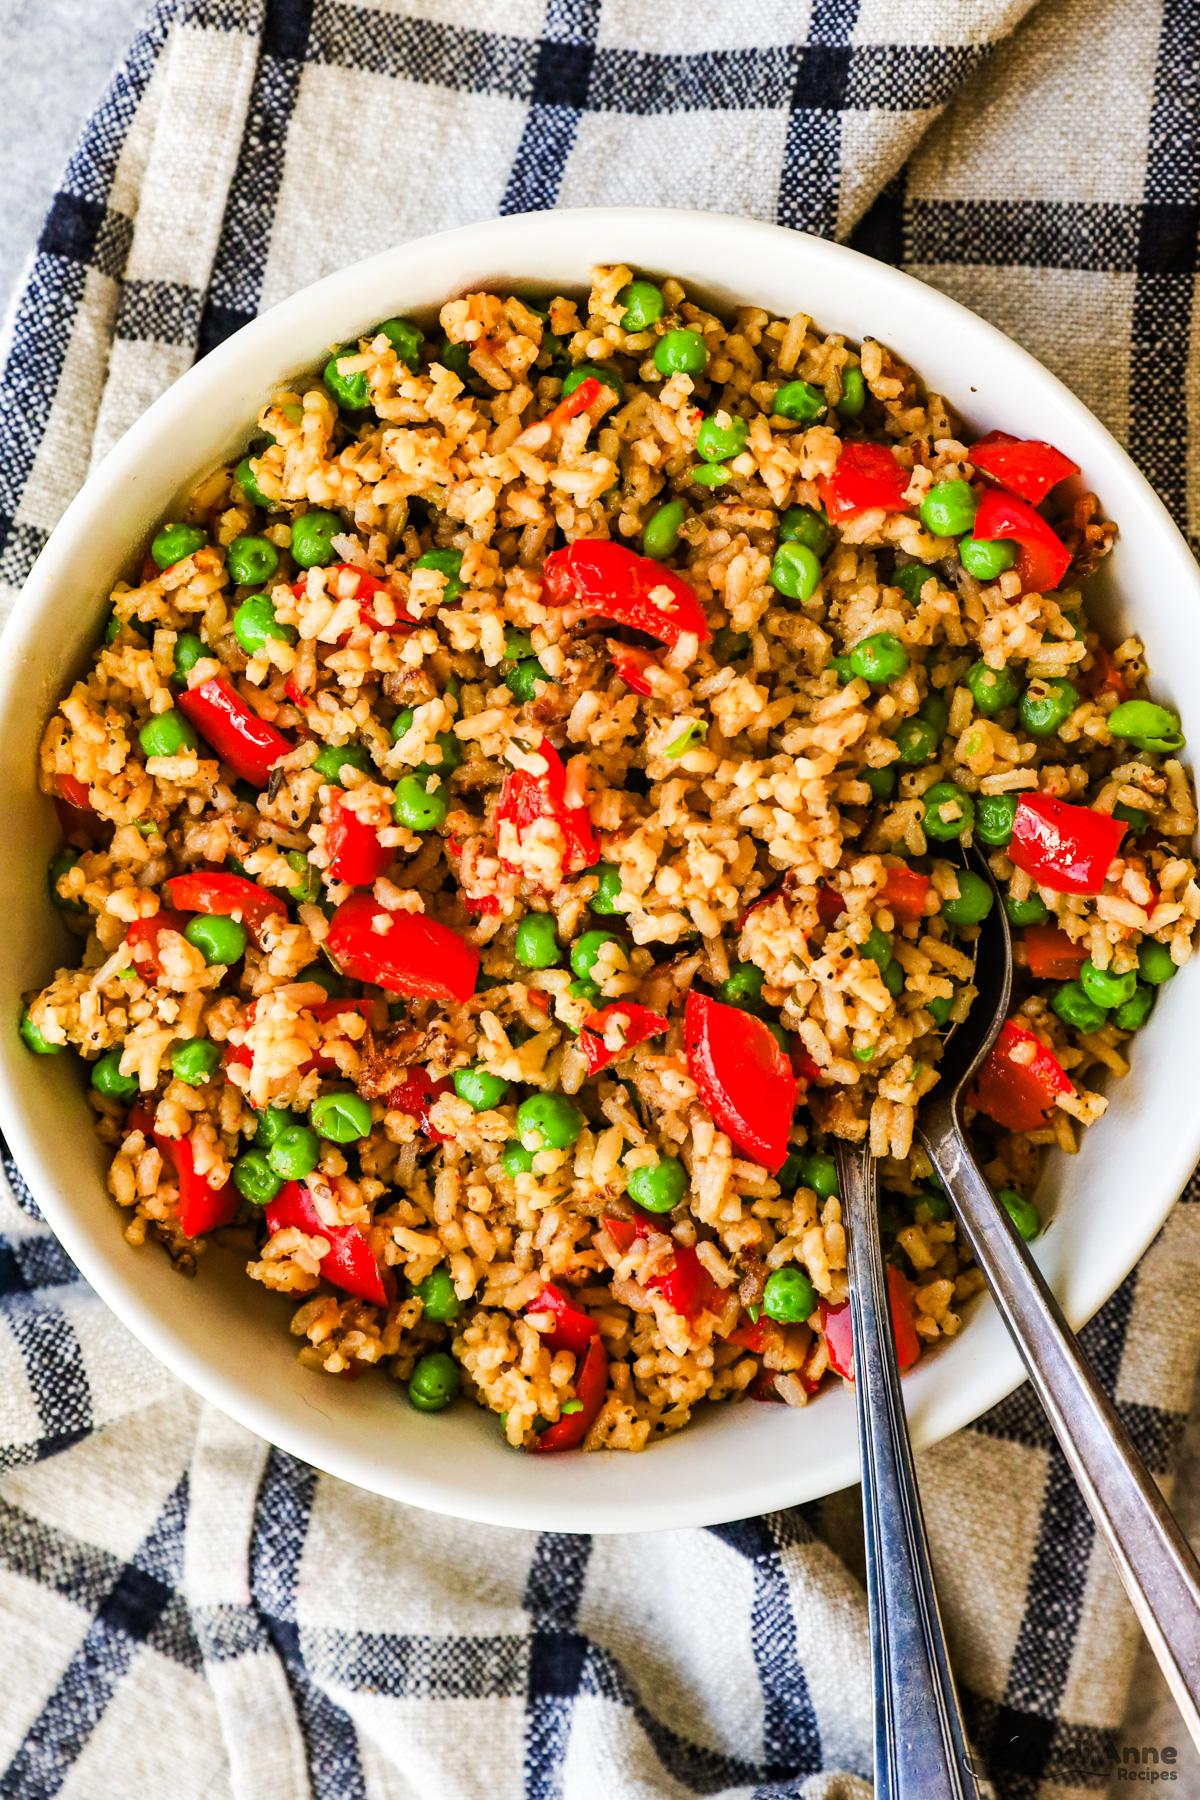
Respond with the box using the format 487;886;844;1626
998;1188;1040;1241
941;870;994;927
691;462;731;489
254;1106;302;1148
590;866;624;915
712;627;751;664
976;793;1018;847
770;541;822;603
151;522;207;570
392;775;448;832
779;505;832;559
516;913;562;970
920;480;978;538
1080;959;1138;1010
562;364;624;404
311;1092;373;1142
413;1265;462;1322
927;992;954;1027
312;742;371;785
1114;985;1155;1030
643;499;686;560
234;595;296;656
1113;801;1150;836
836;366;866;417
439;338;473;380
617;280;664;332
763;1266;817;1324
227;536;279;587
106;610;149;646
49;850;82;913
454;1066;509;1111
503;630;535;661
502;1140;535;1177
881;960;905;997
862;927;892;972
627;1156;688;1214
268;1125;321;1180
654;330;708;377
91;1049;138;1099
718;962;766;1010
776;1151;804;1193
696;414;748;463
571;929;622;981
184;914;248;966
20;1011;61;1055
893;563;938;606
139;711;199;759
922;781;975;842
291;510;342;569
1107;699;1185;755
235;457;270;509
408;1351;461;1412
517;1092;584;1153
802;1152;839;1200
1005;893;1049;928
960;537;1016;581
966;659;1021;717
171;1041;221;1086
915;1187;952;1223
863;766;897;800
505;659;551;703
324;344;371;410
300;963;344;998
376;316;423;369
1138;939;1177;985
893;717;938;765
920;692;950;743
1051;981;1107;1034
1018;678;1079;739
174;633;206;683
412;547;465;602
284;852;319;904
772;380;826;423
850;633;908;684
569;976;601;1007
233;1150;283;1207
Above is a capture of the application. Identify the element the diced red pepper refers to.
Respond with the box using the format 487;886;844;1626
970;1017;1073;1133
578;1002;668;1073
55;774;93;813
541;539;710;647
1083;643;1129;705
324;892;479;1002
790;1040;822;1085
527;988;551;1014
495;736;598;881
528;1334;609;1454
526;1282;599;1356
1009;792;1123;895
164;871;287;944
325;789;391;887
599;1213;716;1320
1023;923;1088;980
517;376;611;448
223;996;373;1087
284;677;310;709
608;641;660;695
382;1066;453;1141
463;893;501;915
177;677;291;786
818;442;912;523
727;1315;772;1354
292;564;414;642
881;866;931;923
684;993;797;1172
265;1180;394;1306
971;490;1071;595
126;909;192;981
601;1214;640;1255
738;881;784;932
818;1266;920;1383
816;884;844;924
970;432;1079;506
128;1105;240;1237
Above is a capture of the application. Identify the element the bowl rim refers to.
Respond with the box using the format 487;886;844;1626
3;204;1199;1533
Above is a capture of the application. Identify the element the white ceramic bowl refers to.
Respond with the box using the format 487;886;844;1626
3;208;1198;1534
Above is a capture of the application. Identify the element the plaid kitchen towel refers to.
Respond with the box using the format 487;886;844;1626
2;1;1200;1796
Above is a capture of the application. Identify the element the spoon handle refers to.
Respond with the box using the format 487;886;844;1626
836;1143;981;1800
921;1111;1200;1751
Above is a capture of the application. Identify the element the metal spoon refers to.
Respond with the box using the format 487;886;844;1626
918;849;1200;1750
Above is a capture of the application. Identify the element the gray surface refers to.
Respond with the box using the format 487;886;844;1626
0;0;147;323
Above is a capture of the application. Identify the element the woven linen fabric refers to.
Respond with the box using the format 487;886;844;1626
2;2;1200;1796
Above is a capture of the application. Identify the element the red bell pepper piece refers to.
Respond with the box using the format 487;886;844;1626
177;677;291;786
818;442;912;523
526;1282;599;1355
265;1180;394;1306
164;871;287;943
970;432;1079;506
684;993;797;1172
816;884;844;925
608;641;660;695
224;996;372;1087
578;1002;668;1073
819;1266;920;1383
790;1042;822;1085
463;893;501;915
495;737;598;881
55;774;93;813
383;1066;453;1140
1023;923;1088;980
738;882;784;932
602;1214;640;1254
970;1017;1072;1132
528;1334;609;1454
284;677;310;709
128;1105;240;1237
881;866;930;923
325;789;391;887
292;564;414;641
971;490;1071;594
518;376;610;448
125;909;192;981
324;892;479;1002
727;1314;772;1353
599;1213;716;1319
541;539;710;647
1009;793;1123;896
1083;643;1129;705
